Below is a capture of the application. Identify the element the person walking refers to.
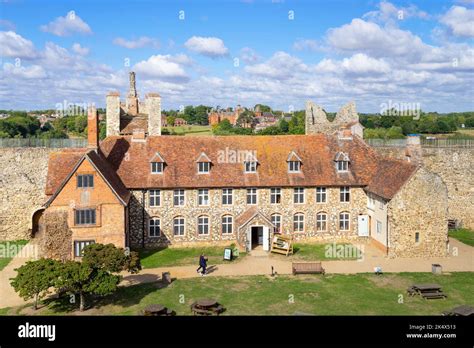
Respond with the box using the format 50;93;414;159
196;254;205;274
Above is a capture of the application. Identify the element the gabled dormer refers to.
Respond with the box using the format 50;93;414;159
287;151;302;173
196;152;212;174
334;152;350;172
150;152;165;174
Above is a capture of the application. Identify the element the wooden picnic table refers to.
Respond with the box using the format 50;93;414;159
408;284;447;300
196;299;218;308
144;304;166;315
412;284;442;291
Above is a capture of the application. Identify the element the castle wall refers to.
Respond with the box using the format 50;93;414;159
0;148;54;241
373;146;474;229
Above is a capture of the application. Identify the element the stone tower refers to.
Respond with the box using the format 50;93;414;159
126;72;139;116
305;100;359;135
106;91;120;137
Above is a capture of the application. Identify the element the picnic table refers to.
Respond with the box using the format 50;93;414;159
407;284;447;299
191;298;225;316
143;304;175;316
442;305;474;316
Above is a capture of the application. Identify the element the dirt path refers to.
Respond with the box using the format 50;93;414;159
121;239;473;286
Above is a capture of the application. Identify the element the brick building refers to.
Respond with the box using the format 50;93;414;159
39;74;448;259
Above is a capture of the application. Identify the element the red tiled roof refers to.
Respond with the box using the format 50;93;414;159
45;134;418;201
98;134;383;189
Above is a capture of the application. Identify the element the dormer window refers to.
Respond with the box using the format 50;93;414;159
287;151;302;173
244;160;257;173
335;152;350;172
151;162;163;174
198;162;210;174
196;152;212;174
150;152;165;174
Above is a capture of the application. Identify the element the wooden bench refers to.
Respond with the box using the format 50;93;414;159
292;262;325;275
421;292;447;300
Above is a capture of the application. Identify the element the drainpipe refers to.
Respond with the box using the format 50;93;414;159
386;212;389;257
142;190;146;249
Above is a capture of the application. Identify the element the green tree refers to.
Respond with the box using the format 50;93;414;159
74;115;88;134
166;116;176;127
278;119;289;133
236;110;255;127
10;258;61;310
57;244;141;311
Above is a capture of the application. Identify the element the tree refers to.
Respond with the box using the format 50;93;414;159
10;258;61;310
166;116;176;127
236;110;255;127
57;244;141;311
278;119;289;133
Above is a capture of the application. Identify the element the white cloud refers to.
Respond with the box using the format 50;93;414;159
0;31;36;58
240;47;260;64
326;18;428;58
316;54;390;75
184;36;229;57
363;1;429;23
133;54;190;82
40;11;92;37
245;51;308;79
72;43;89;56
3;63;46;79
113;36;160;49
440;6;474;37
293;39;319;51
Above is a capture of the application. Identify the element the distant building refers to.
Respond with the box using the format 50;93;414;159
208;106;242;126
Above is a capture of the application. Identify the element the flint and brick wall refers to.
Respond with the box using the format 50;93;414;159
128;186;367;249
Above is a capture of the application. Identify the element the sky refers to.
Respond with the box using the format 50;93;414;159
0;0;473;112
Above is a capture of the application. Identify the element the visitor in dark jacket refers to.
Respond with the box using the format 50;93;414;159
196;254;208;276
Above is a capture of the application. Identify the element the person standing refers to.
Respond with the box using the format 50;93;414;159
196;254;205;274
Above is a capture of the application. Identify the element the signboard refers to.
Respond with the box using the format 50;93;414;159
223;248;233;261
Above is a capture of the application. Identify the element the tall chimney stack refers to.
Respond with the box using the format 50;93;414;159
146;93;161;136
106;91;120;136
87;105;99;149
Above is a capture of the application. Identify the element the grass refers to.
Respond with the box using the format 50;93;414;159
6;272;473;316
289;243;362;261
138;246;245;269
0;240;28;271
449;228;474;247
164;125;212;136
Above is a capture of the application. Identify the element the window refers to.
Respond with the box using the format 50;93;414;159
336;160;349;172
376;220;382;235
339;212;350;231
288;161;301;173
197;162;210;174
270;188;281;204
316;187;327;203
244;161;257;173
74;209;96;225
149;190;161;207
77;174;93;188
149;217;161;237
173;217;185;236
222;215;233;234
340;187;350;202
247;188;257;205
379;199;384;209
368;195;375;209
74;240;95;257
173;189;185;206
415;232;420;243
151;162;163;174
222;189;233;205
293;213;304;232
197;216;209;235
294;188;305;204
198;189;209;206
316;212;327;231
271;214;282;233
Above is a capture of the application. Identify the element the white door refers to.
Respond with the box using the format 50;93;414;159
358;215;369;236
262;226;270;251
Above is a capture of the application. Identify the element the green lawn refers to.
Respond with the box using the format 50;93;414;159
0;240;28;271
164;125;212;136
288;243;362;261
6;272;473;316
449;229;474;247
138;246;245;269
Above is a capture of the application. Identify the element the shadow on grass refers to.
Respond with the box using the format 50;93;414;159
43;278;171;314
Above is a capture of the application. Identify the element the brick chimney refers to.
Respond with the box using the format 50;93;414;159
87;105;99;149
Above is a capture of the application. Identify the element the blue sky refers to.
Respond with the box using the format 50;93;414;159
0;0;473;112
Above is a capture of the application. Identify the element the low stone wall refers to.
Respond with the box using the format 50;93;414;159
373;146;474;229
0;148;54;241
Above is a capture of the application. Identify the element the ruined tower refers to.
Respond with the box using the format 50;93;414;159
126;72;139;116
305;101;360;135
